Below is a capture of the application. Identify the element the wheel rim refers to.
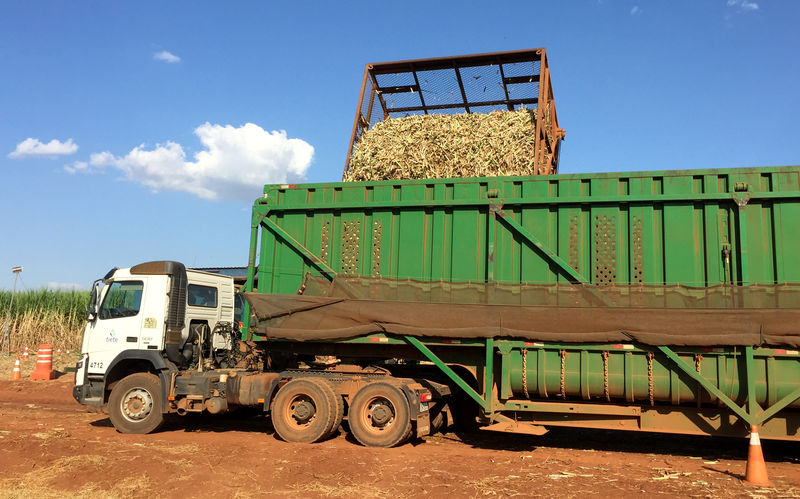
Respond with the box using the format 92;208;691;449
120;388;154;423
284;394;317;429
359;396;396;434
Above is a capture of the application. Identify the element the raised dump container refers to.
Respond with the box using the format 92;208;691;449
244;165;800;441
343;48;565;180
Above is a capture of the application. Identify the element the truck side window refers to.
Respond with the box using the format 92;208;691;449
188;284;218;308
99;281;143;319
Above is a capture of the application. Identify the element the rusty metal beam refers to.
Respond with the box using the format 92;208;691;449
504;75;541;85
387;98;538;114
496;57;513;111
410;63;428;115
366;48;545;74
454;64;471;113
376;85;419;94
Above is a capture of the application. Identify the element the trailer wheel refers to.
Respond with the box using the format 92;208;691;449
307;378;344;438
108;373;165;434
271;379;335;443
348;383;411;447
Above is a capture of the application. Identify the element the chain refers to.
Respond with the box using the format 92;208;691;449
647;352;654;406
560;350;567;399
695;354;703;408
602;351;610;402
522;348;529;399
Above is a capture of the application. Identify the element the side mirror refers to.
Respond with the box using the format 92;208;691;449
87;280;100;322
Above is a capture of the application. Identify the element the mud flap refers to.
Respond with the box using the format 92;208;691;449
416;412;431;438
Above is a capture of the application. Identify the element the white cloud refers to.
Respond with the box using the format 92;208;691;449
64;160;89;174
9;138;78;158
153;50;181;63
630;6;641;15
727;0;758;11
89;151;115;166
47;281;88;291
85;123;313;201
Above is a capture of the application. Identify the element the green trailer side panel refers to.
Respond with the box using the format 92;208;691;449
252;166;800;294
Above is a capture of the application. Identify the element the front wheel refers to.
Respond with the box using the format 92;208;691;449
107;373;165;434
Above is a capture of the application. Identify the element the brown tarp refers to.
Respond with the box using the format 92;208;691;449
244;276;800;348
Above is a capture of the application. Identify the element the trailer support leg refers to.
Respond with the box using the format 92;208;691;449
485;338;494;413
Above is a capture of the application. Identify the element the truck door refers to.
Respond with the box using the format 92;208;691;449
84;280;146;376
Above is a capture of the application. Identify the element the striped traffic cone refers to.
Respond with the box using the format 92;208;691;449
745;426;771;486
10;358;21;380
56;347;62;355
30;344;55;380
22;346;29;360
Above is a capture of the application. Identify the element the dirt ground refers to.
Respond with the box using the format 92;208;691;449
0;355;798;498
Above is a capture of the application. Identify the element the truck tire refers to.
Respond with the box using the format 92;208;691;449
271;379;335;443
307;378;344;438
107;373;165;434
348;383;411;447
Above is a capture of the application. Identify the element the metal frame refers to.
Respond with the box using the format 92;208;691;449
255;189;800;213
343;48;565;179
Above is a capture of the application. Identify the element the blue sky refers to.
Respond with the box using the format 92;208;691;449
1;1;798;290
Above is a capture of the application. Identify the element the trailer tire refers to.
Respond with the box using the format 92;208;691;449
107;373;165;434
348;383;411;447
271;379;335;444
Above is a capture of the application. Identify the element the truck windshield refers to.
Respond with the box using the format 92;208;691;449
99;281;143;319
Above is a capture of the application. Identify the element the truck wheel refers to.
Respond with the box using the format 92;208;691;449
271;379;335;443
108;373;165;434
348;383;411;447
307;378;344;438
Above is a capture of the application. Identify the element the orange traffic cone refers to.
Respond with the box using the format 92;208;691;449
10;358;21;380
745;426;771;486
56;347;62;355
30;344;55;381
22;346;29;360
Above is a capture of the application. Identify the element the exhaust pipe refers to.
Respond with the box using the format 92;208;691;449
131;261;187;368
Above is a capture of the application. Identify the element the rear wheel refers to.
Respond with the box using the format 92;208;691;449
308;378;345;438
108;373;165;434
348;383;411;447
271;379;335;443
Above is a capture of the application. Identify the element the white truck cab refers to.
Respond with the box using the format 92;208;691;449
73;261;236;426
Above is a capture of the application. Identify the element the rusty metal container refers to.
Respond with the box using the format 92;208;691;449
343;48;565;179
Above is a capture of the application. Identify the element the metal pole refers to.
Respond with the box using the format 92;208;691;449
2;266;22;353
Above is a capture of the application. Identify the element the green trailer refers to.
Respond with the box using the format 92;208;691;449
242;165;800;442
